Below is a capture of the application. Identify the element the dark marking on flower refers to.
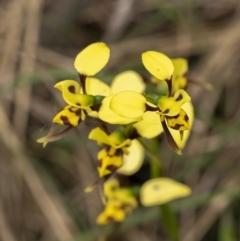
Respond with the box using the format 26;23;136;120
60;116;72;126
161;119;180;154
172;124;183;130
165;77;172;97
75;109;81;117
145;104;158;112
166;114;179;120
180;131;184;140
107;216;116;222
68;85;76;94
163;108;169;114
106;165;118;172
176;94;183;101
68;107;74;113
175;93;183;101
76;103;81;106
98;159;102;168
79;74;87;94
184;114;189;122
115;149;123;157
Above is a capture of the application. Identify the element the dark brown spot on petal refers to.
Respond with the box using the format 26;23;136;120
166;114;179;120
106;165;118;172
163;108;169;114
175;93;183;101
184;114;189;122
172;124;183;130
68;107;74;113
76;103;81;106
68;85;76;94
60;116;72;126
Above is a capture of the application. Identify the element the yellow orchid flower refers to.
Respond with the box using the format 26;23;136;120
104;179;138;208
97;179;137;225
140;178;191;206
109;89;192;154
89;127;132;177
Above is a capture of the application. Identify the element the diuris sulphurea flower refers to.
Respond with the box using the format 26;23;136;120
89;127;144;177
37;42;195;227
97;179;137;225
37;42;110;146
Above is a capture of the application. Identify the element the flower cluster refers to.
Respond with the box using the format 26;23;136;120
37;42;193;224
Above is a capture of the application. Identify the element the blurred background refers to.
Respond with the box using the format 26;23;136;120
1;0;240;240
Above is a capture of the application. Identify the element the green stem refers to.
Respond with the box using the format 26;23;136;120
147;138;179;241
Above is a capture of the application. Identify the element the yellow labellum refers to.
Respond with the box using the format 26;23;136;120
142;51;174;81
140;178;191;206
74;42;110;76
53;106;83;126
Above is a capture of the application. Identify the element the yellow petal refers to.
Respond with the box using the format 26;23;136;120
111;70;146;94
133;111;163;138
74;42;110;76
140;178;191;206
118;140;145;175
99;95;142;124
54;79;81;93
110;91;146;119
88;127;110;146
142;51;174;81
85;77;111;96
172;58;188;79
169;101;194;149
52;105;83;126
